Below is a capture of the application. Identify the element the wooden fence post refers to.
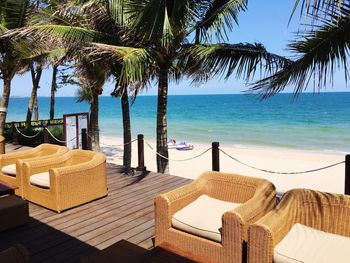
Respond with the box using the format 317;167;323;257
136;134;146;171
81;128;88;150
11;122;18;145
43;124;49;144
212;142;220;172
345;155;350;195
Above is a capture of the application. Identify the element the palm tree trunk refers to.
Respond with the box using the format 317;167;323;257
26;64;42;123
50;64;58;120
0;74;12;135
156;66;169;174
90;91;100;151
33;96;39;121
121;86;131;167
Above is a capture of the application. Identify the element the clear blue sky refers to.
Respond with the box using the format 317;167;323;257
6;1;349;97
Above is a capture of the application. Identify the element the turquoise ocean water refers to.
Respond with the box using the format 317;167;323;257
6;93;350;153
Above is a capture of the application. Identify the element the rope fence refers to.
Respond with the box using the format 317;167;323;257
97;137;137;148
7;127;350;195
10;127;347;176
15;125;42;139
99;135;345;177
12;124;76;144
219;148;345;175
128;136;349;195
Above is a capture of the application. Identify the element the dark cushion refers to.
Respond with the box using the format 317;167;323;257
0;195;29;232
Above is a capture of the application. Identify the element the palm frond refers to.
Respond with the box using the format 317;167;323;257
123;0;167;46
291;0;344;20
25;48;66;61
1;0;28;29
162;6;175;49
71;42;154;87
5;25;119;45
195;0;247;42
116;46;153;86
251;2;350;98
184;43;290;82
107;0;125;25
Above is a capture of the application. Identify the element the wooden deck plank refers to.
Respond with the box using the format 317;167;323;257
0;158;192;263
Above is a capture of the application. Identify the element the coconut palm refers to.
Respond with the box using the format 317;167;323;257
251;0;350;97
75;56;109;151
8;0;288;173
26;61;43;123
50;62;58;119
0;0;34;134
111;83;132;167
107;0;289;173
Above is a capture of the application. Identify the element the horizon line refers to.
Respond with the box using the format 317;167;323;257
7;90;350;98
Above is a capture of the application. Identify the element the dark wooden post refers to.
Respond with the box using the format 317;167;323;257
136;134;146;171
212;142;220;172
11;122;18;145
345;155;350;195
43;124;49;143
81;128;88;150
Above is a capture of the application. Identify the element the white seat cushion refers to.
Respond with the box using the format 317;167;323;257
274;223;350;263
1;164;16;176
172;194;240;242
30;172;50;188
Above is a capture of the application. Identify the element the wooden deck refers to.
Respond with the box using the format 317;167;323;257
0;154;192;262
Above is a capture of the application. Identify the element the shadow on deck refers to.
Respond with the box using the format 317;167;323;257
0;162;192;263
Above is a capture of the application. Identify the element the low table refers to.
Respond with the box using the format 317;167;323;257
81;240;197;263
0;181;18;196
0;181;29;232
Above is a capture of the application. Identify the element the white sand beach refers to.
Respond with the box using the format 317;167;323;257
100;136;345;195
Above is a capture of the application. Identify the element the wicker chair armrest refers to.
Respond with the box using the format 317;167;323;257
52;154;105;176
20;154;69;176
233;181;276;224
222;185;275;242
49;158;106;192
251;191;300;246
157;179;205;214
154;180;204;235
0;147;39;167
247;192;301;263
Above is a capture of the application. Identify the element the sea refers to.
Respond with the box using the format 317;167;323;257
6;92;350;153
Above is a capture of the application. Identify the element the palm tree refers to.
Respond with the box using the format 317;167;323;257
108;1;289;173
26;61;43;123
0;0;33;134
251;0;350;97
8;1;288;173
111;83;132;167
74;52;110;151
50;62;58;119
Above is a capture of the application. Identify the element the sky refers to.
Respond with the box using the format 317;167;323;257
6;1;349;97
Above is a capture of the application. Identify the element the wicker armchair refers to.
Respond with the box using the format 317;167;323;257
248;189;350;263
21;149;107;212
155;171;276;263
0;143;69;196
0;244;30;263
